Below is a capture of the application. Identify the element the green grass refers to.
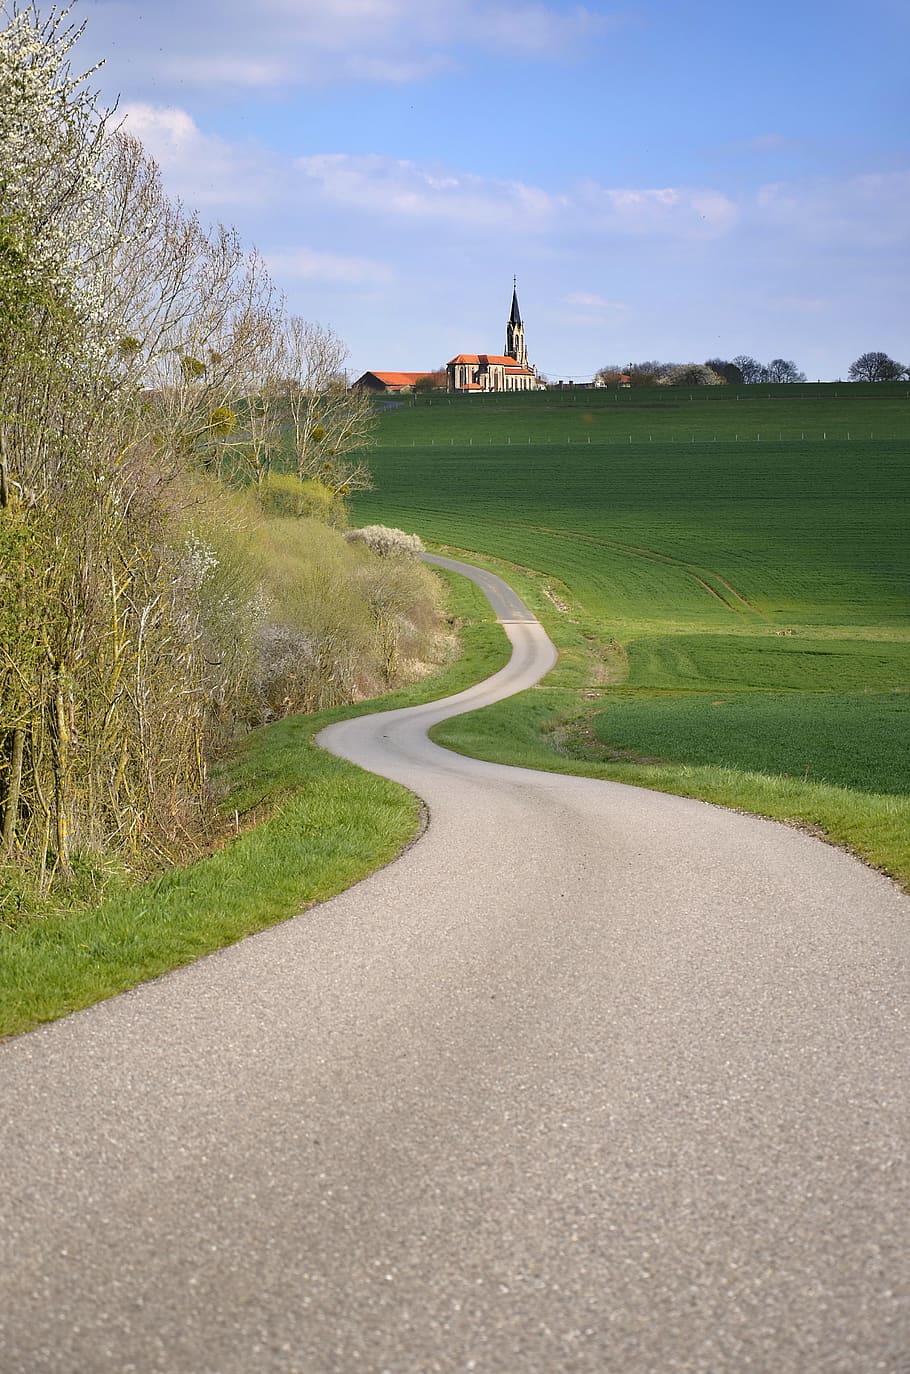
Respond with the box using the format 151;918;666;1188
591;691;910;794
352;384;910;888
375;379;910;447
623;634;910;691
0;569;510;1038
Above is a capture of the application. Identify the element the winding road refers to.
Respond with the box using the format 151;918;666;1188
1;556;908;1373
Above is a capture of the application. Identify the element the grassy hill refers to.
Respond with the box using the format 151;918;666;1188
373;380;910;446
352;383;910;885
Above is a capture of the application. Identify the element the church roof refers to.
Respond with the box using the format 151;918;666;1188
449;353;523;366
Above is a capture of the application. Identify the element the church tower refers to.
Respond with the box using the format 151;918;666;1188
505;279;528;368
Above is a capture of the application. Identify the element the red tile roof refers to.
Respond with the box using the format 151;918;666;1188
449;354;518;366
368;371;431;385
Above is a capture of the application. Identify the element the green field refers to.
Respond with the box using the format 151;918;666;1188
352;383;910;885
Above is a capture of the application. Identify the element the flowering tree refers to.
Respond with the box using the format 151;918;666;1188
658;363;726;387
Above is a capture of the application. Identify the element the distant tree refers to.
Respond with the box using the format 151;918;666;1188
629;360;671;385
659;363;726;387
597;362;673;386
766;358;807;383
705;358;744;385
731;355;768;384
413;369;447;392
847;351;907;382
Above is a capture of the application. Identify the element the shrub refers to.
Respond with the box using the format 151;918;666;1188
257;473;344;525
344;524;425;558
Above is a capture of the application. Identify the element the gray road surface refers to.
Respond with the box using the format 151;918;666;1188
0;556;908;1373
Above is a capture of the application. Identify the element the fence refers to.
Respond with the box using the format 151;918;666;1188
378;431;896;448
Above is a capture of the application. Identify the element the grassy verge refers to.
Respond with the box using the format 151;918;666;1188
431;680;910;893
0;568;510;1038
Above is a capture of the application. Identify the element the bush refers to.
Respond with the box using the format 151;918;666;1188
354;555;444;685
244;516;443;715
256;473;344;525
344;524;425;558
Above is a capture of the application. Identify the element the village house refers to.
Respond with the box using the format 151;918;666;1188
447;284;542;394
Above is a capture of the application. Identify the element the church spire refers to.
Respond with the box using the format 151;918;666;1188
505;277;527;367
509;276;522;326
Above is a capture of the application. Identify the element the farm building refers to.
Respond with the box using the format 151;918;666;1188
352;371;432;393
447;284;542;393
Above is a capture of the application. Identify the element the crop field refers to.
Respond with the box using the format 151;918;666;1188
351;383;910;881
373;380;910;448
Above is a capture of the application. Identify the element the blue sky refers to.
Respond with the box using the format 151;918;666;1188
74;0;908;380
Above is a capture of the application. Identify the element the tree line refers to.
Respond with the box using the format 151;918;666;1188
596;352;908;387
0;5;443;904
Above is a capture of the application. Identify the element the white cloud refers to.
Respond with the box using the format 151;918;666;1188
265;247;394;286
120;103;275;207
471;3;613;56
576;182;739;237
162;56;294;88
294;153;565;231
121;108;910;275
757;171;910;247
118;104;745;257
293;153;738;240
83;0;614;93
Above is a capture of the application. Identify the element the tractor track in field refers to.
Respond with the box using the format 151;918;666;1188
406;505;763;619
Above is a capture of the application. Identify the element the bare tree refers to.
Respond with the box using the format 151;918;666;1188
280;318;375;495
847;351;907;382
731;355;768;384
705;358;743;385
766;358;807;383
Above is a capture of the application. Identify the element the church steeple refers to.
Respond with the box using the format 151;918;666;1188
509;282;522;326
505;277;527;367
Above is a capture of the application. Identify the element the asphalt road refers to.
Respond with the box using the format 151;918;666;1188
1;557;908;1373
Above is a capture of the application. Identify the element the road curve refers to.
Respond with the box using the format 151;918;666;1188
0;557;908;1373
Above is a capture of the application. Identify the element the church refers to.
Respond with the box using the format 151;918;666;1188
447;283;542;393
